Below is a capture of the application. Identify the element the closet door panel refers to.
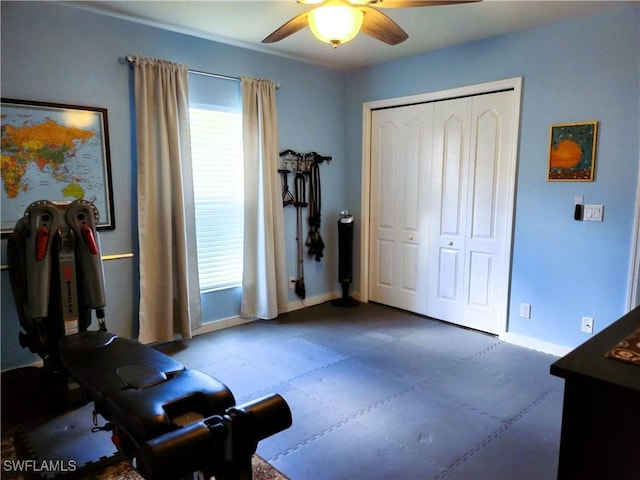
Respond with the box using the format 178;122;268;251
369;105;432;314
462;91;516;333
378;121;397;230
470;109;500;239
437;247;460;300
440;114;466;237
377;239;394;287
403;120;422;231
467;251;492;306
367;85;519;336
428;98;471;323
370;114;399;304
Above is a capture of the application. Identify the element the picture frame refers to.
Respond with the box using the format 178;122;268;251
1;98;115;234
547;121;598;182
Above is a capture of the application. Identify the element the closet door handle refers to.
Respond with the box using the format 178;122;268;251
448;241;454;246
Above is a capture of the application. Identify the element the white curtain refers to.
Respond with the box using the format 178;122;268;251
133;55;202;343
240;77;288;319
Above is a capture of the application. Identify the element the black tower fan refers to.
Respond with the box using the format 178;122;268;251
332;211;359;307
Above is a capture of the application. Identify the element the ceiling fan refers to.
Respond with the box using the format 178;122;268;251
262;0;481;48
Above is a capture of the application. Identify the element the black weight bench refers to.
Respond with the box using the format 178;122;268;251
59;331;236;449
57;330;292;480
7;200;292;480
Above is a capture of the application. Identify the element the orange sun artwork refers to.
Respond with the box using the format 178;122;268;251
550;139;582;169
548;121;598;181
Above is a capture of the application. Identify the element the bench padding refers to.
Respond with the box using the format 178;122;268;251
105;369;235;442
59;331;235;445
60;331;184;399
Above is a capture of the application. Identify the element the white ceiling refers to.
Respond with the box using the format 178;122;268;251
66;0;624;71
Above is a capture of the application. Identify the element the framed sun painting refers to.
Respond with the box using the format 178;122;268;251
547;121;598;182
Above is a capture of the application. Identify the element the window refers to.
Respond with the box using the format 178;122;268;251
189;105;244;292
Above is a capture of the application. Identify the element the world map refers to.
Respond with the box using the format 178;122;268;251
1;103;111;231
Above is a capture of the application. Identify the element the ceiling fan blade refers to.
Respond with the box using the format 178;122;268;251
359;6;408;45
373;0;481;8
262;11;309;44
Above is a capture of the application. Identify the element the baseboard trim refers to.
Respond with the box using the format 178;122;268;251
193;291;354;336
286;291;341;312
193;315;255;336
500;331;572;357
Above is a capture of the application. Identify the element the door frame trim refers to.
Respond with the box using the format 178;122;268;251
627;163;640;311
360;77;523;334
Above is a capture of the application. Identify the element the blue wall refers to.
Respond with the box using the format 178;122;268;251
344;4;640;349
1;1;346;370
1;2;638;369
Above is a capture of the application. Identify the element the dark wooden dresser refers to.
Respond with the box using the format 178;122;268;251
550;306;640;479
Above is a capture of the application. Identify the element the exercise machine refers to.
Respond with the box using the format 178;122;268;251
7;199;292;479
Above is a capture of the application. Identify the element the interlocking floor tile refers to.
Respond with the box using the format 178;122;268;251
402;323;500;361
183;302;563;480
257;383;345;460
427;361;548;422
293;357;411;418
355;384;504;470
351;339;460;385
442;390;563;479
271;418;445;480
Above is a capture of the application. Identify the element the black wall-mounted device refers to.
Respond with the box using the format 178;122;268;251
574;203;583;221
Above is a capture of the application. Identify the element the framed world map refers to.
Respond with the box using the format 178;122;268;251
1;99;115;234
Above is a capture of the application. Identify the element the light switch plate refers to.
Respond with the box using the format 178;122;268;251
584;204;604;222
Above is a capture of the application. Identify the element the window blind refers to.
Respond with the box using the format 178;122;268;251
189;107;244;292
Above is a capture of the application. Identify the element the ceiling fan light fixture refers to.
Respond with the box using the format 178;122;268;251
308;3;364;48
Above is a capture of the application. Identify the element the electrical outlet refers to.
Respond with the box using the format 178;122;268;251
289;277;296;289
581;316;594;334
520;303;531;319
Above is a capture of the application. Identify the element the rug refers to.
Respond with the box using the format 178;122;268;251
605;327;640;366
1;368;288;480
2;425;287;480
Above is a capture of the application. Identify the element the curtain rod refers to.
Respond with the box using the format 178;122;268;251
124;55;279;88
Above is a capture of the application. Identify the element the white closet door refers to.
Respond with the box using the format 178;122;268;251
369;104;432;314
428;91;516;334
427;97;472;325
